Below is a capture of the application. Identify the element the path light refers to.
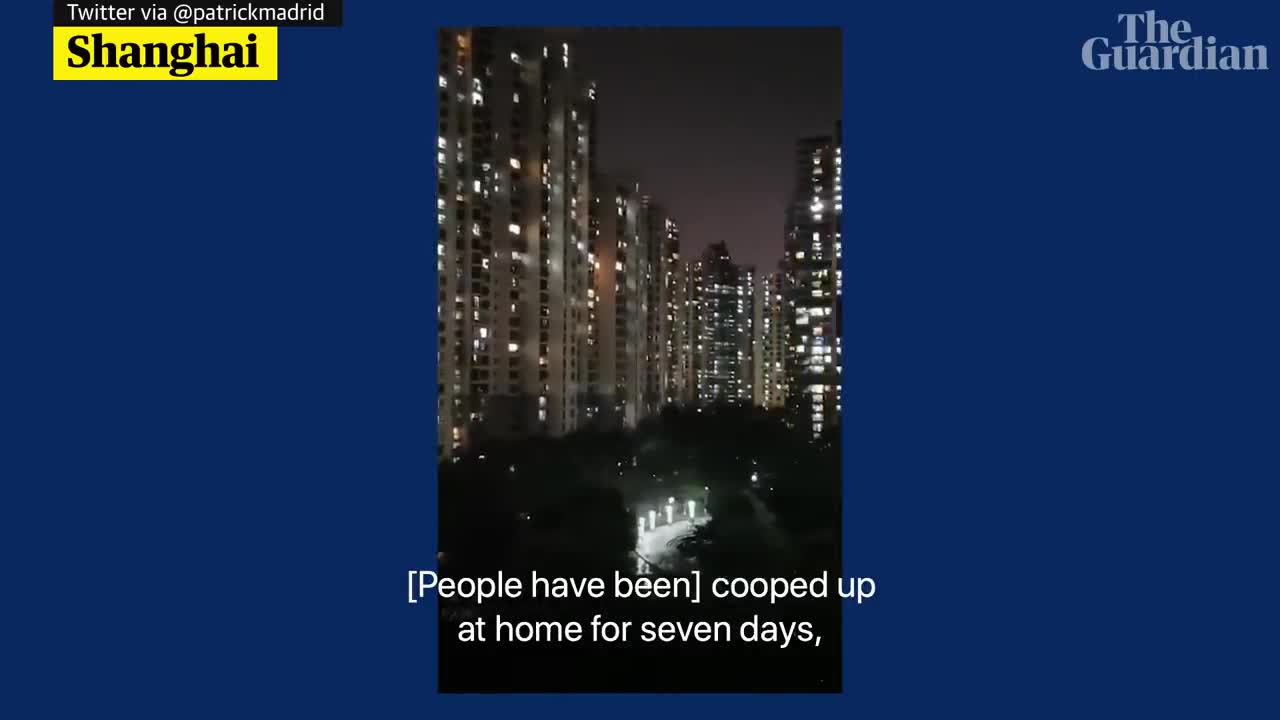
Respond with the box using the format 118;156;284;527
665;504;674;525
687;499;696;518
648;509;657;529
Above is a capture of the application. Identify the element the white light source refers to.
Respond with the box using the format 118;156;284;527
648;509;657;529
687;500;696;518
665;505;674;525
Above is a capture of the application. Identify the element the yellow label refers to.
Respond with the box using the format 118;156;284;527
54;27;277;80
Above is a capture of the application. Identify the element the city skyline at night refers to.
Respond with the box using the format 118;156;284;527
437;27;841;458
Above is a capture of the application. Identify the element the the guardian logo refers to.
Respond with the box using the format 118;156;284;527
1083;10;1268;70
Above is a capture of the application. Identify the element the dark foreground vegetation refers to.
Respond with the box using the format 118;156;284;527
438;404;841;692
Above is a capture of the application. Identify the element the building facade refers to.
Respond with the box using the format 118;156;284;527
688;243;754;405
437;29;596;458
782;122;843;438
589;179;646;429
753;271;787;409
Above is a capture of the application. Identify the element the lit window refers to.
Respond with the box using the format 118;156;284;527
508;343;519;353
508;223;521;235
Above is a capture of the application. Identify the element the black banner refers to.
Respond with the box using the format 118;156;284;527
52;0;342;27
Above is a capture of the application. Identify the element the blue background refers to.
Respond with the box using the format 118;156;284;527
7;0;1277;716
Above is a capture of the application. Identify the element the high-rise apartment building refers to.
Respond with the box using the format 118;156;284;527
672;259;698;405
437;29;595;459
688;243;754;405
582;184;687;429
661;220;688;406
753;271;787;409
628;201;688;416
782;122;843;438
589;179;647;429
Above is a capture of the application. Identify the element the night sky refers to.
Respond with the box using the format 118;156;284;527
539;27;842;271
